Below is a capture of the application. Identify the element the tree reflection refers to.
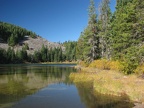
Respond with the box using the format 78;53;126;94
0;64;76;107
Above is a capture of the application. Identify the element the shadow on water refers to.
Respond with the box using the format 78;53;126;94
0;64;76;108
75;81;134;108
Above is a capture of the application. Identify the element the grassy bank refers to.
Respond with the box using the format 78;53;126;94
70;63;144;103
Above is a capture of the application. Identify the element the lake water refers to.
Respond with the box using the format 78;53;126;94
0;64;134;108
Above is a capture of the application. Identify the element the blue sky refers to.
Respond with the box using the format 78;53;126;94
0;0;116;42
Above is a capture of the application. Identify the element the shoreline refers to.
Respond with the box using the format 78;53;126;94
0;62;77;65
70;66;144;107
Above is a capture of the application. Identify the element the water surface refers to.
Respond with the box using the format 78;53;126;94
0;64;133;108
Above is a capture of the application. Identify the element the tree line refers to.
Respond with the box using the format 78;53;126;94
76;0;144;74
0;41;77;64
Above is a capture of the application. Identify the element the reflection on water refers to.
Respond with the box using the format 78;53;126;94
0;64;76;108
75;81;134;108
10;83;86;108
0;64;134;108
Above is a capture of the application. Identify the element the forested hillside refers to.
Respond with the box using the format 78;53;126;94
76;0;144;74
0;22;77;63
0;22;36;46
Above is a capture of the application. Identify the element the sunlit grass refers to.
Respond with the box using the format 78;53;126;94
70;67;144;102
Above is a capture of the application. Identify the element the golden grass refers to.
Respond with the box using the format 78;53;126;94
78;61;89;67
88;59;123;71
70;67;144;102
134;64;144;75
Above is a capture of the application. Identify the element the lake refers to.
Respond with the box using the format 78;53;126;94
0;64;133;108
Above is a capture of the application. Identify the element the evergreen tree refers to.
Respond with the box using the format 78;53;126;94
76;33;85;60
98;0;112;59
77;0;100;63
63;41;77;62
88;0;100;61
54;48;58;62
58;48;63;62
33;51;41;62
110;0;144;73
16;47;27;62
41;45;48;62
48;48;52;62
111;0;138;59
0;48;7;63
50;48;54;62
7;47;15;63
8;34;17;46
21;47;27;61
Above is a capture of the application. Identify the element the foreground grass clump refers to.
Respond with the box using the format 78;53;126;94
70;68;144;102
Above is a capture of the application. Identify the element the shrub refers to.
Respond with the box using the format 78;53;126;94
89;59;122;71
24;43;29;50
120;57;139;74
120;46;141;74
89;59;108;69
109;61;123;71
134;64;144;75
79;61;89;67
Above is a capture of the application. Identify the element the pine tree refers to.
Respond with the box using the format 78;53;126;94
8;34;16;46
7;47;15;63
98;0;111;59
110;0;144;73
88;0;100;61
77;0;100;63
0;48;7;63
58;48;63;62
33;51;41;62
41;45;48;62
110;0;136;59
76;33;85;60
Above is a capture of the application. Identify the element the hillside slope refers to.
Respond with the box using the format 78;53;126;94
0;22;77;63
0;36;64;54
0;21;64;54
